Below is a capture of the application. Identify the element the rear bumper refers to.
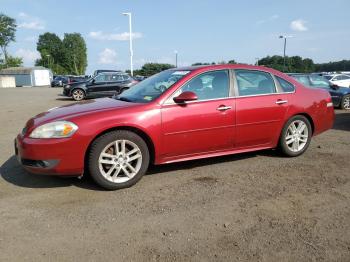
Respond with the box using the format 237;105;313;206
15;134;84;176
313;102;335;136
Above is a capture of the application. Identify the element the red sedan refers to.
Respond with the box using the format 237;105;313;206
15;65;334;190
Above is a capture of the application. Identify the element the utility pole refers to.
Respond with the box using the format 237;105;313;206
174;50;178;67
122;12;133;76
279;35;293;72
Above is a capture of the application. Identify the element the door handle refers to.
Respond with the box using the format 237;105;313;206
217;105;232;111
276;99;288;105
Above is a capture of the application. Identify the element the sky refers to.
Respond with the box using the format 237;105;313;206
1;0;350;74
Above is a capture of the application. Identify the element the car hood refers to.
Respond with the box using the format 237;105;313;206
25;98;138;131
337;86;350;94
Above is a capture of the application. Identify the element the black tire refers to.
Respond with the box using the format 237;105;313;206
71;89;86;101
340;95;350;110
88;130;150;190
279;115;312;157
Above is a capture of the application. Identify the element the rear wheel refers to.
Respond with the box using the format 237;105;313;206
88;131;150;190
279;115;312;157
72;89;85;101
341;95;350;110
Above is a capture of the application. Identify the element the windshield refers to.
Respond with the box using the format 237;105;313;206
324;75;332;80
116;70;191;103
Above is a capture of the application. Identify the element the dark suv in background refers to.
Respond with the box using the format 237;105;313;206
289;73;350;110
51;76;68;87
63;72;137;101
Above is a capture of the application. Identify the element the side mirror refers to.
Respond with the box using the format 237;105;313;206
173;91;198;103
331;84;339;90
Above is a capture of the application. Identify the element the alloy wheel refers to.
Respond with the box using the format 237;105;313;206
343;96;350;110
285;120;309;153
72;90;84;101
98;139;142;183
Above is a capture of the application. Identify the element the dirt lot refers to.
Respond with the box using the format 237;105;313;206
0;87;349;261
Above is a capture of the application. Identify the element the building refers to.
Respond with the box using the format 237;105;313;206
0;76;16;88
0;66;53;87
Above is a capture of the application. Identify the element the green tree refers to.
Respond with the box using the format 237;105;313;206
315;60;350;72
227;59;237;64
192;62;210;66
258;55;315;73
62;33;87;75
135;63;174;76
0;13;17;65
36;32;64;72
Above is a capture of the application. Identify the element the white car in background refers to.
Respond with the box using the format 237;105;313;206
324;74;350;88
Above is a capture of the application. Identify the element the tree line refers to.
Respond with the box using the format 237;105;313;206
2;12;350;75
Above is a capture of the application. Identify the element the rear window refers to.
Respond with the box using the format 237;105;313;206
276;76;295;92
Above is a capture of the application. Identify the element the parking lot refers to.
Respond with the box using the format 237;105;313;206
0;87;349;261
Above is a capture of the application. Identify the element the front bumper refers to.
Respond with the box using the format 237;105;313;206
62;88;71;96
15;134;84;176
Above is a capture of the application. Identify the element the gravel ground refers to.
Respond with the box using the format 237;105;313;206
0;87;349;262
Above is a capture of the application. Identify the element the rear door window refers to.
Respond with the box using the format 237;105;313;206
235;70;276;96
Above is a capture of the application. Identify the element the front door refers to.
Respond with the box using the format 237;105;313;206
161;70;236;160
86;73;107;94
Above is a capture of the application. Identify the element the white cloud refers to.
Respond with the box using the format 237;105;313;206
256;14;279;25
17;12;45;30
24;36;37;42
98;48;117;64
18;12;28;18
15;48;40;65
18;21;45;30
89;31;142;41
290;19;308;31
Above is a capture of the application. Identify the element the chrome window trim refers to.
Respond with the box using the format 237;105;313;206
163;69;233;105
236;91;295;99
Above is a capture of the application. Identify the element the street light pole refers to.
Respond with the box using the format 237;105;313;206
122;12;133;76
174;50;178;67
255;57;259;66
279;35;293;72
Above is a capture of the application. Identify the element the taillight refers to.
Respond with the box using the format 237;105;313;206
326;96;333;108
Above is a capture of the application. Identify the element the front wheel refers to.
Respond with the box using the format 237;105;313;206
88;131;150;190
279;115;312;157
72;89;85;101
341;95;350;110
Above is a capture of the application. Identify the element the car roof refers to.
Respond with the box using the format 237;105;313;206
172;64;283;74
97;72;128;75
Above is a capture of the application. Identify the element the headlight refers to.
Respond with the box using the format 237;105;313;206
65;85;71;89
29;121;78;138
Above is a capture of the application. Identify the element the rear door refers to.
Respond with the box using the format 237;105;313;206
234;70;291;148
102;74;126;95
